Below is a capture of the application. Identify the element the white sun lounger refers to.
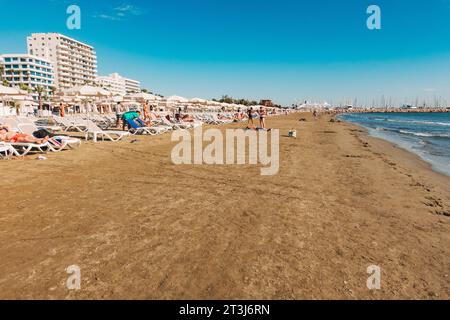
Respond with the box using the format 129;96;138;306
8;141;54;156
17;123;81;150
53;116;87;132
16;116;63;132
0;143;18;158
84;120;130;142
161;117;190;130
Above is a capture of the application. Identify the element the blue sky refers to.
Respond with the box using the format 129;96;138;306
0;0;450;105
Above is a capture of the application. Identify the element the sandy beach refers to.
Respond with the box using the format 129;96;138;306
0;113;449;300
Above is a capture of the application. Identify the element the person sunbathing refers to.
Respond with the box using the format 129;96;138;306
0;125;49;144
234;112;244;121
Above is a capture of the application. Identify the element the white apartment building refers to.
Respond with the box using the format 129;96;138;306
124;77;141;94
96;73;141;96
27;33;97;91
0;53;54;100
96;73;127;96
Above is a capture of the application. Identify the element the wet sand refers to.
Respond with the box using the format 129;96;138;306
0;113;449;299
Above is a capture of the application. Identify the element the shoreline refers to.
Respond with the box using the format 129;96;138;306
0;113;449;299
340;118;450;184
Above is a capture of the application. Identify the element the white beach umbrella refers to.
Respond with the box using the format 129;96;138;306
0;85;23;95
63;85;112;97
167;95;189;103
128;92;159;101
190;97;208;104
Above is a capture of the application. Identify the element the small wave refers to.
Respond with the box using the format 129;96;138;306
384;119;450;126
398;130;450;138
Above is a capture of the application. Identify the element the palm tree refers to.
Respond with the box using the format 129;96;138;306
35;85;45;111
14;101;20;116
141;88;149;93
0;63;4;82
49;86;57;97
2;79;9;87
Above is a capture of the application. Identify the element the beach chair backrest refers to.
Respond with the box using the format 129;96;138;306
17;123;38;135
0;118;20;131
16;117;32;124
85;120;103;132
161;117;172;126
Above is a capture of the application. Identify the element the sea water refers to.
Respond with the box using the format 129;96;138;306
339;112;450;177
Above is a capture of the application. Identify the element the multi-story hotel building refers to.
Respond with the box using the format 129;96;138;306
124;77;141;94
0;53;54;100
96;72;141;96
96;73;127;96
27;33;97;91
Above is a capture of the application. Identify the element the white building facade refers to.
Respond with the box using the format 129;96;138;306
124;77;141;94
27;33;97;91
96;73;127;96
96;73;141;96
0;53;54;100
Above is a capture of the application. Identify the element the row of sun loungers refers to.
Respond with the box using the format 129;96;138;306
0;111;255;158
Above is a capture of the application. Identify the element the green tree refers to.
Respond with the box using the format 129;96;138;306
0;63;4;82
34;85;45;111
49;86;57;97
19;83;31;93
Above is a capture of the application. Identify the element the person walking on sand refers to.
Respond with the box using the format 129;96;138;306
59;103;65;118
259;106;267;129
